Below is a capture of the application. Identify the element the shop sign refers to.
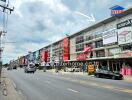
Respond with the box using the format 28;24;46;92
117;19;132;45
119;51;132;58
117;19;132;29
41;50;48;62
103;29;117;45
63;37;69;62
118;29;132;45
76;46;92;61
108;48;120;56
110;5;124;17
87;64;95;74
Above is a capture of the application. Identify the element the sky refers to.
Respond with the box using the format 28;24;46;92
0;0;132;64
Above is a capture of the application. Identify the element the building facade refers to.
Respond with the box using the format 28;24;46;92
16;7;132;73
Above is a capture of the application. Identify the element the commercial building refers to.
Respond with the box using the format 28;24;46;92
16;7;132;74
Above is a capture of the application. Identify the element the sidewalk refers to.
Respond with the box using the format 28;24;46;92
46;69;90;76
46;69;132;82
0;70;26;100
124;76;132;82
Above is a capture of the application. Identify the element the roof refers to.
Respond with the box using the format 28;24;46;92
110;5;124;10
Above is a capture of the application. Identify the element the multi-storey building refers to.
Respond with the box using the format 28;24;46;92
69;7;132;72
16;7;132;72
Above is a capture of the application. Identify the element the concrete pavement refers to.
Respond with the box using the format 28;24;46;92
4;68;132;100
0;70;26;100
46;69;132;83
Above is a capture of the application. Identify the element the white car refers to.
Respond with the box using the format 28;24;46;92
24;63;36;73
65;66;80;72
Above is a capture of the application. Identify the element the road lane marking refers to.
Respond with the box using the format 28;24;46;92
67;88;79;93
12;80;17;89
39;73;132;94
119;89;132;93
45;81;51;84
102;85;114;89
90;83;99;86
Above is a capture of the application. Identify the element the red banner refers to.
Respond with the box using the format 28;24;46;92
63;37;69;62
19;56;25;65
41;50;48;62
76;46;92;61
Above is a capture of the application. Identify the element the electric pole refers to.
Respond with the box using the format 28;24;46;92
0;0;14;83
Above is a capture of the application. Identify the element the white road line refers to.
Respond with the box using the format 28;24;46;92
67;88;79;93
45;81;51;84
12;80;17;89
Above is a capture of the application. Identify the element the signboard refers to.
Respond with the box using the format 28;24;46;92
103;29;117;45
63;37;69;62
87;64;95;75
76;46;92;61
41;50;48;62
110;5;124;17
108;48;120;56
117;19;132;45
119;51;132;58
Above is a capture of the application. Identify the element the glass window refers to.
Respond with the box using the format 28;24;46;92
96;50;105;57
95;40;103;48
75;36;84;44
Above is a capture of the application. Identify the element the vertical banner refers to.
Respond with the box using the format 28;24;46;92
63;37;69;62
41;50;48;62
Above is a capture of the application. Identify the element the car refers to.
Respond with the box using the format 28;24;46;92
65;66;80;72
94;69;123;80
72;66;80;72
7;67;12;70
24;63;36;73
13;66;17;69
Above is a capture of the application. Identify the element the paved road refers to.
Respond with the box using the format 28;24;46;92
4;68;132;100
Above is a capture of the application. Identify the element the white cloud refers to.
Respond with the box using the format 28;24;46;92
2;0;131;64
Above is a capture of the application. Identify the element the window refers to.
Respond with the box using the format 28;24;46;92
76;44;84;52
108;48;120;56
85;35;94;41
122;45;132;51
96;50;105;57
95;40;103;48
75;36;84;44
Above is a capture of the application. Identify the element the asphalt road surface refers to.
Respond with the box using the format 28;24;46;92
4;68;132;100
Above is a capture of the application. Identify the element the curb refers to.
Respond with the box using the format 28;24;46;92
1;71;27;100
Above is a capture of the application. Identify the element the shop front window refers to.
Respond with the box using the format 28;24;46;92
76;44;84;52
95;40;103;48
76;36;84;44
96;50;105;57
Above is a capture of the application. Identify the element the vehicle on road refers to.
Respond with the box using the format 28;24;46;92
24;63;36;73
94;69;123;80
7;67;12;70
65;66;80;72
13;66;17;69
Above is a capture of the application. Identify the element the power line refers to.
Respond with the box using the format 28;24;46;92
0;0;14;83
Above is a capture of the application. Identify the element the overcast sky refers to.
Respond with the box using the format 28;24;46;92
0;0;132;64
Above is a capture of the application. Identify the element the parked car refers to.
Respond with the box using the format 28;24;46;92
24;63;36;73
94;69;123;80
65;66;80;72
72;66;80;72
13;66;17;69
7;67;12;70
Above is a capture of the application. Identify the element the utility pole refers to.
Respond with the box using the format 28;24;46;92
0;0;14;83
